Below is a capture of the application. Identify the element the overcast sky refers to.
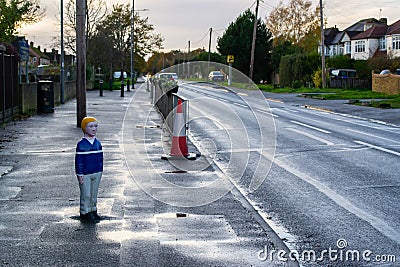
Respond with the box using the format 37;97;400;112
20;0;400;54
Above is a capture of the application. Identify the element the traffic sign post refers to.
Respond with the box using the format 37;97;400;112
227;55;234;86
19;40;29;83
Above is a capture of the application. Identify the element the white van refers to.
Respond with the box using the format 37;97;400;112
113;71;127;79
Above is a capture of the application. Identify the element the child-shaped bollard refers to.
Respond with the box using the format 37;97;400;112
75;117;103;223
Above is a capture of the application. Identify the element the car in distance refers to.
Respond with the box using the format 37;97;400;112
171;73;178;80
208;71;225;81
156;72;178;88
158;73;178;82
380;69;391;75
380;69;400;75
113;71;127;79
330;69;357;78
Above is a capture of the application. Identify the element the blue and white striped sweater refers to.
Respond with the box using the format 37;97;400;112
75;138;103;175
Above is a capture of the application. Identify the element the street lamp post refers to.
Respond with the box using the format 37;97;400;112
130;4;148;89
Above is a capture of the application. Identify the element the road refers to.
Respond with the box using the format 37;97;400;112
178;81;400;266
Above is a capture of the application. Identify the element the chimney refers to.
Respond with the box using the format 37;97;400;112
44;48;47;53
38;45;41;51
30;41;34;47
379;18;387;25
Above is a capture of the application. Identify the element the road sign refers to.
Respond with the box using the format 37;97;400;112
227;55;234;63
19;40;29;61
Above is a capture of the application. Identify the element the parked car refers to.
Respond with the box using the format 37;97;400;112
380;69;391;75
157;72;178;88
379;69;400;75
157;72;178;80
208;71;224;81
330;69;357;78
171;73;178;80
113;71;127;79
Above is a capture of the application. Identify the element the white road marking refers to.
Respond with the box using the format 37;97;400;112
354;141;400;157
260;151;400;246
290;120;331;134
347;128;400;144
287;128;335;146
255;108;279;118
233;102;247;107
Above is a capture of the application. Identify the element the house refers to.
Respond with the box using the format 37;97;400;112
351;24;388;59
320;18;400;60
385;19;400;58
43;48;76;66
28;42;50;67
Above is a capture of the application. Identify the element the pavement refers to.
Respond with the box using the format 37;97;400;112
1;83;399;267
0;83;292;267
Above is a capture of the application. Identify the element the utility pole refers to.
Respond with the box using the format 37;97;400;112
249;0;259;80
187;40;190;78
76;0;86;127
208;27;212;62
208;27;212;71
130;0;134;87
60;0;65;104
320;0;326;88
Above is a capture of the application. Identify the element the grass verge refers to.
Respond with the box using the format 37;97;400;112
258;84;400;108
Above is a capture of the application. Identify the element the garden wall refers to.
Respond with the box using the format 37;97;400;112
372;73;400;95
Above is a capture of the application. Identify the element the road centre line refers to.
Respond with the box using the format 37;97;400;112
287;128;335;146
347;128;400;144
354;141;400;157
290;121;331;134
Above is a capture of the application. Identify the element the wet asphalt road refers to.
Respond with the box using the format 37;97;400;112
179;82;400;266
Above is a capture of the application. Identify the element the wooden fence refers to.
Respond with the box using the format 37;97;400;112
0;51;19;123
329;77;371;89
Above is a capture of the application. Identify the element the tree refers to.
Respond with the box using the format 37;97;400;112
0;0;45;42
279;53;320;87
266;0;320;45
217;9;273;82
270;41;303;72
193;51;223;63
63;0;107;54
92;4;163;77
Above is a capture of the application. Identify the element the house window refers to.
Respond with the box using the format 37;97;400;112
339;44;344;55
355;41;365;53
379;37;386;50
393;36;400;50
345;42;351;54
33;57;37;63
332;46;337;56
